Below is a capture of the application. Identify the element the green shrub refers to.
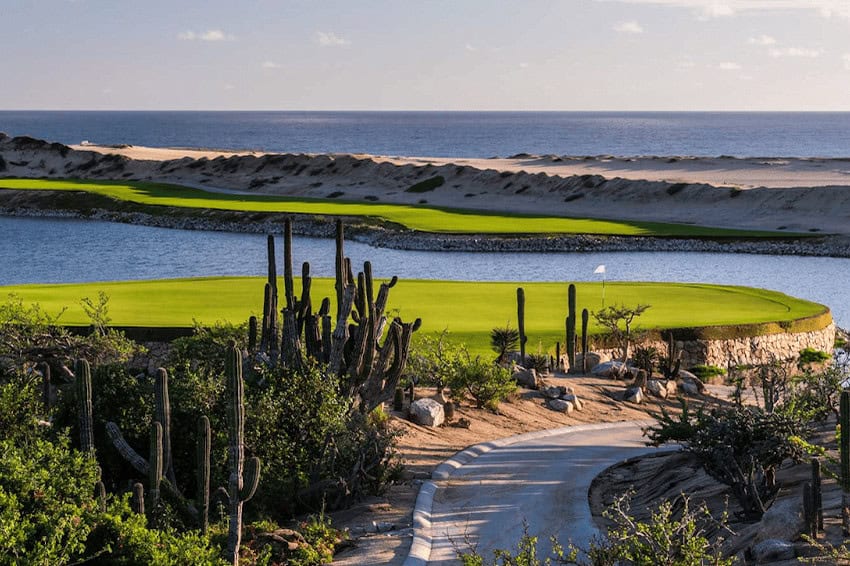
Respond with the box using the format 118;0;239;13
689;364;726;380
0;434;100;565
405;175;445;193
524;353;550;374
798;347;830;365
447;354;517;411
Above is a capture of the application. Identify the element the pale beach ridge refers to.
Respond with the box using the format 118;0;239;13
2;133;850;235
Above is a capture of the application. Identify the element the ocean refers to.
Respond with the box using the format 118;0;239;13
1;111;849;158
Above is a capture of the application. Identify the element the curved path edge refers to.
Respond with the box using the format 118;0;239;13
401;420;655;566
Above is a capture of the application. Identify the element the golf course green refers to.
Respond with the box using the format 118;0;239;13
0;178;790;237
0;278;829;354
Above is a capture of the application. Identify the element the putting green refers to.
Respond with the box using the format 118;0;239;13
0;178;790;237
0;278;828;354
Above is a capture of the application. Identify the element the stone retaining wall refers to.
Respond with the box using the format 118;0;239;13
589;321;835;368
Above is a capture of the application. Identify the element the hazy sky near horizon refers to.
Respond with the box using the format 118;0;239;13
4;0;850;111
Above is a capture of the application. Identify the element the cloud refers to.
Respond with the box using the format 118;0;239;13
748;34;777;46
261;61;281;69
518;62;529;68
465;43;478;52
677;58;696;69
595;1;850;20
316;31;350;47
613;20;645;33
178;29;235;42
843;53;850;70
768;47;823;58
718;61;742;70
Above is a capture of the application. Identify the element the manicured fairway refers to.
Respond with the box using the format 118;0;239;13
0;178;788;237
0;278;827;354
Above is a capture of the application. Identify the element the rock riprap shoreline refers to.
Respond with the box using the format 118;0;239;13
3;132;850;255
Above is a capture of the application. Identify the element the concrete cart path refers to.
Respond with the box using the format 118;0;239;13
416;421;665;565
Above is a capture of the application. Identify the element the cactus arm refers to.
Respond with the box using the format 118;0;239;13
239;457;261;502
131;482;145;515
149;421;163;509
154;368;175;485
283;218;294;310
197;415;211;534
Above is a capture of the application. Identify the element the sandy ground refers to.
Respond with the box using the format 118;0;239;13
4;135;850;235
329;376;736;565
75;144;850;190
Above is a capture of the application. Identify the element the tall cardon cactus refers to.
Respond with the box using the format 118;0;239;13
842;390;850;534
517;287;527;364
196;415;211;534
581;308;589;374
566;284;577;372
225;341;261;565
76;359;95;456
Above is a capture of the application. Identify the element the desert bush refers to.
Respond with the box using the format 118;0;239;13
447;353;517;411
593;304;650;364
525;353;550;374
457;492;734;566
798;347;830;367
406;330;464;392
632;345;659;378
646;401;809;519
690;365;725;381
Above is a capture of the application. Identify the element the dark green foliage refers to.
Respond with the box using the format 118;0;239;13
647;401;809;519
799;347;830;366
0;372;44;444
690;364;726;380
0;434;101;565
405;175;445;193
490;326;519;364
447;353;517;411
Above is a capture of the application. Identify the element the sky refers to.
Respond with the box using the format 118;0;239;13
2;0;850;111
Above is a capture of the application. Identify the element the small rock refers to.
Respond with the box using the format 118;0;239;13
450;418;471;429
409;398;445;427
646;379;667;399
679;381;700;396
547;398;574;413
513;368;541;389
624;386;644;404
756;497;803;545
371;521;396;533
542;386;564;399
665;380;679;397
563;393;583;411
752;539;795;562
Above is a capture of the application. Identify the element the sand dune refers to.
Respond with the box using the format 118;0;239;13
2;133;850;235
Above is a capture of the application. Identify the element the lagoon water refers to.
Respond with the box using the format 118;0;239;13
1;216;847;328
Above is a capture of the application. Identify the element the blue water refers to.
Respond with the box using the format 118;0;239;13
1;216;848;328
2;111;850;158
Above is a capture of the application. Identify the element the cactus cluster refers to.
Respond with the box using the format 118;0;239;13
255;219;421;413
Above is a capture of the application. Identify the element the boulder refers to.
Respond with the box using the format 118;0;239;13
752;539;794;562
679;381;701;396
591;360;627;378
665;380;679;398
624;386;644;404
563;393;583;411
678;370;706;393
513;368;541;389
755;497;803;545
547;398;574;413
646;379;667;399
573;352;603;373
409;398;445;427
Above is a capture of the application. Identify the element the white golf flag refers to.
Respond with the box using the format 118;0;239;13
594;264;606;274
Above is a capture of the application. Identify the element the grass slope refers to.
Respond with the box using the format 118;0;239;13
0;278;826;354
0;178;791;237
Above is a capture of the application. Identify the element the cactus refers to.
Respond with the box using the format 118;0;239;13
283;218;295;311
394;387;404;412
803;482;816;538
555;342;561;371
154;368;175;485
335;219;346;318
812;457;823;532
197;415;211;534
566;284;577;372
248;315;258;352
226;341;261;566
76;359;95;456
662;332;682;380
149;421;163;510
131;482;145;515
517;287;527;364
842;390;850;534
581;308;589;374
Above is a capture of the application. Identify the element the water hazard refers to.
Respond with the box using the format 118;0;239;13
2;216;848;327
